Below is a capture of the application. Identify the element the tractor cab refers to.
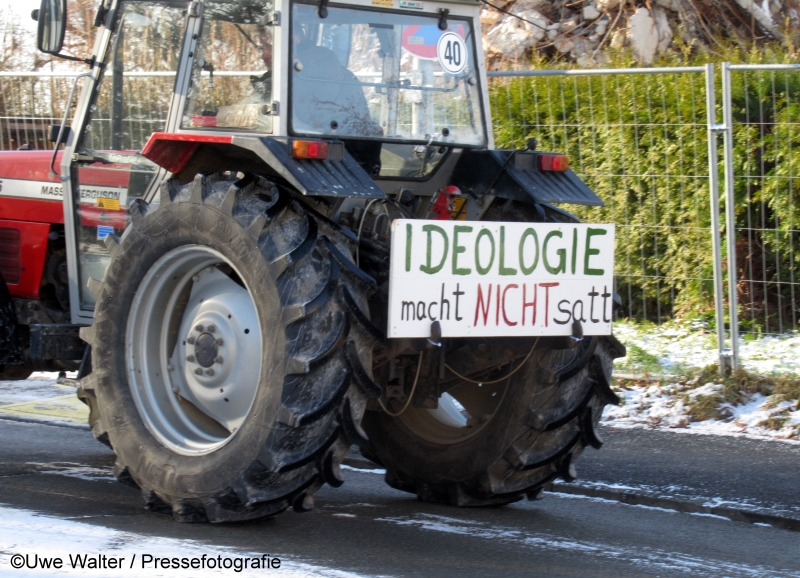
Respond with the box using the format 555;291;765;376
184;1;489;151
38;0;494;324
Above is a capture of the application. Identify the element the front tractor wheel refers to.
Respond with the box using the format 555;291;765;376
79;173;378;522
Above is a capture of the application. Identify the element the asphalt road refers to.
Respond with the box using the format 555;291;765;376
566;426;800;519
0;418;798;578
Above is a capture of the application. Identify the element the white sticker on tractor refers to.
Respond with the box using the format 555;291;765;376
387;220;616;338
97;225;114;240
437;32;467;74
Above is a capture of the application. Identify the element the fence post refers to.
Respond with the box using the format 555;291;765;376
705;63;732;374
720;63;740;371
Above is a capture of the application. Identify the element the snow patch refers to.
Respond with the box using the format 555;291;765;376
605;321;800;443
375;513;797;576
547;491;679;514
26;462;116;482
0;505;376;577
570;480;800;517
690;512;731;521
341;464;386;475
0;373;75;405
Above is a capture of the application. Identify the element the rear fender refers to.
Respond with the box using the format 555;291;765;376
142;134;385;199
449;149;604;207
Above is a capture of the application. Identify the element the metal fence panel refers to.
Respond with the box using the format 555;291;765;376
723;64;800;344
0;73;79;150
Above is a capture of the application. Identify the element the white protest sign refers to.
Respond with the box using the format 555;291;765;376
387;220;615;338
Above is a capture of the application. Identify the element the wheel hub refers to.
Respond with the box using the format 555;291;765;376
193;332;218;368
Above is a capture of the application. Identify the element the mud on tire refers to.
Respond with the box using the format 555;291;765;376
77;172;378;522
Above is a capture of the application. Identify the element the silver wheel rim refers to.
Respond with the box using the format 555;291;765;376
126;245;263;456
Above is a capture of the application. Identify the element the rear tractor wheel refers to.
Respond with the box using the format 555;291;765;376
363;336;625;506
78;172;379;522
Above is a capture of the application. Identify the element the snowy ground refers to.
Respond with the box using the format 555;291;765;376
0;372;86;427
0;373;76;405
605;321;800;443
0;505;368;577
612;320;800;376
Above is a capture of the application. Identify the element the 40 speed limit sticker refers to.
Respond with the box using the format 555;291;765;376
437;32;467;74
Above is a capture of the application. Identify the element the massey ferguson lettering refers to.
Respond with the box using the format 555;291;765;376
42;184;123;201
0;178;127;205
80;188;123;201
41;184;63;197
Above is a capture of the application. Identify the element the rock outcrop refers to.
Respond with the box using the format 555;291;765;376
481;0;799;67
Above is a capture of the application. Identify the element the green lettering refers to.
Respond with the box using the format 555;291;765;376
475;228;495;275
571;228;578;274
584;227;607;276
499;226;517;276
420;224;449;275
519;228;539;275
452;225;473;275
405;223;412;272
543;230;566;275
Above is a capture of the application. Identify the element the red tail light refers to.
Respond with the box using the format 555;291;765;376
292;140;328;160
539;154;570;172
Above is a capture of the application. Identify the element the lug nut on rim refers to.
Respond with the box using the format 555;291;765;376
194;368;203;375
186;355;195;362
215;356;223;364
195;324;204;332
216;338;224;346
207;324;216;333
206;369;215;376
187;336;195;344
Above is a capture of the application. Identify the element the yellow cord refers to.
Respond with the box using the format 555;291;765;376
378;338;540;416
378;351;424;417
444;338;539;386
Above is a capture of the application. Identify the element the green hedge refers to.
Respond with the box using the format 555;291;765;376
488;45;800;333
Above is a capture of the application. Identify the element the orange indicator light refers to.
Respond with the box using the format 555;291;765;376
292;140;329;160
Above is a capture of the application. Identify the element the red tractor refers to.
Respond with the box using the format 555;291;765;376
0;0;624;522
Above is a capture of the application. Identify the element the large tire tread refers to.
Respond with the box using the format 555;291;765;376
487;338;623;503
81;172;375;523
